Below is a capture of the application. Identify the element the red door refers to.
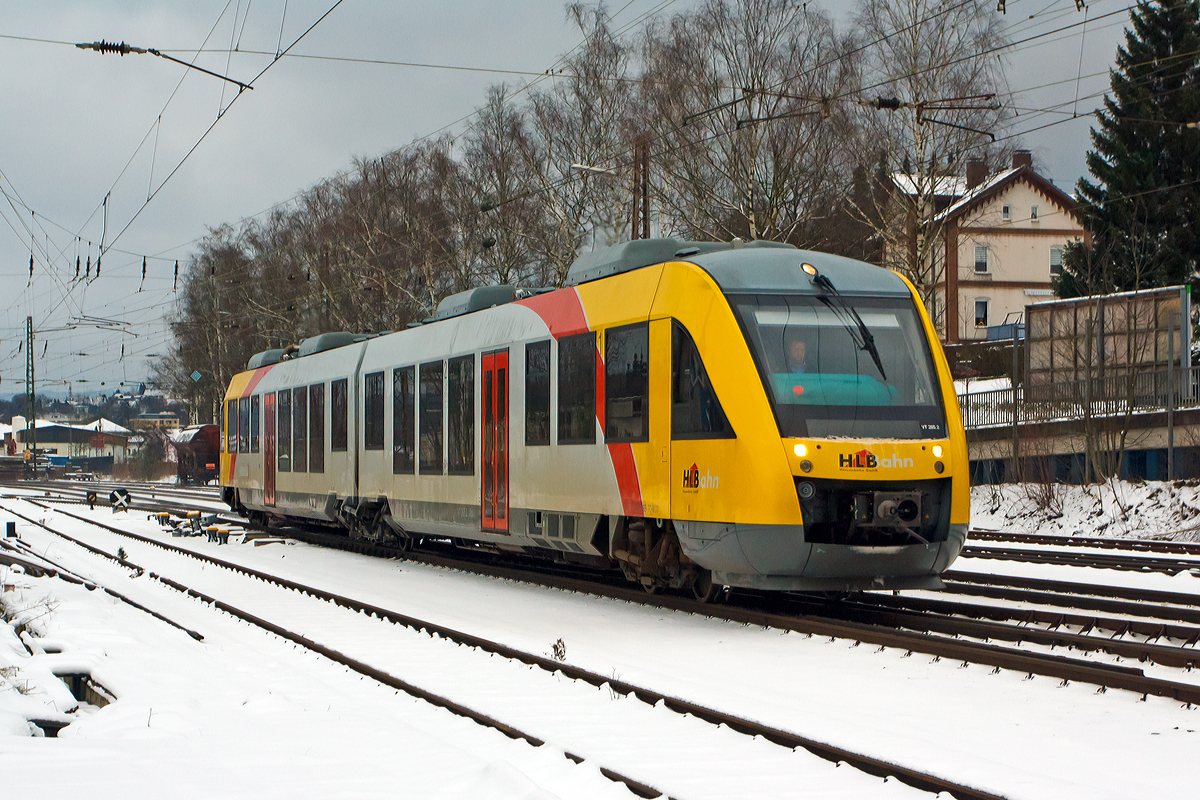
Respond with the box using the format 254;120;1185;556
482;350;509;531
264;392;276;506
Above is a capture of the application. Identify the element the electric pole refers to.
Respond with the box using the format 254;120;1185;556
25;316;36;474
630;134;650;240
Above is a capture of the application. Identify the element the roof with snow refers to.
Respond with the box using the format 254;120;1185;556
890;172;968;198
15;418;132;435
934;165;1080;224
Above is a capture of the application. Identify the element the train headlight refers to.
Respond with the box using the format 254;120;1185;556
798;481;816;499
794;444;806;457
800;262;818;276
932;445;943;458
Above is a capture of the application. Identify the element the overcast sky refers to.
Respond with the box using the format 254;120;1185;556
0;0;1131;397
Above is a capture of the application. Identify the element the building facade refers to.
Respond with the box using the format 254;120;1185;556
936;152;1087;343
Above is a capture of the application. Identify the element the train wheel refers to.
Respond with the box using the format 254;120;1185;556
691;569;721;603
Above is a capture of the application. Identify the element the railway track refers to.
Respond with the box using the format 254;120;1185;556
0;497;1006;800
12;485;1200;695
960;543;1200;576
780;591;1200;671
18;497;1200;707
970;529;1200;556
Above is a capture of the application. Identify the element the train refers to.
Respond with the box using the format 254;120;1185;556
170;424;220;485
220;238;969;599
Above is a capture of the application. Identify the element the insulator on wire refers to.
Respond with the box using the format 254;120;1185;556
96;256;101;276
174;260;179;291
868;97;903;111
86;255;91;278
75;255;81;279
139;256;147;292
29;254;33;283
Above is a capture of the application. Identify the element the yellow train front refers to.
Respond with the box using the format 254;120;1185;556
220;238;968;597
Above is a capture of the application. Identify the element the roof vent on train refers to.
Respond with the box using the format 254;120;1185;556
246;349;285;370
295;332;374;358
434;285;530;321
564;238;796;286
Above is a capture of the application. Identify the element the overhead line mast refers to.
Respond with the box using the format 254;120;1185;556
26;316;35;472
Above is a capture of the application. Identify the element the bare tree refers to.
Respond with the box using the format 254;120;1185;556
638;0;856;243
524;3;634;282
847;0;1011;330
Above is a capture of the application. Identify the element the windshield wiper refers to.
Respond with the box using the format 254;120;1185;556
812;273;888;382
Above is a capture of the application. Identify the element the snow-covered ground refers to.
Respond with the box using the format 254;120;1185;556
1;486;1198;799
972;479;1200;541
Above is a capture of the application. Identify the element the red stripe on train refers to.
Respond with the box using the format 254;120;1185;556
519;288;644;517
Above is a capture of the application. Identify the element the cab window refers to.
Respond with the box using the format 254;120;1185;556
672;321;733;439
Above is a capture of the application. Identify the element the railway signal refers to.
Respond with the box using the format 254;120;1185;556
109;488;131;512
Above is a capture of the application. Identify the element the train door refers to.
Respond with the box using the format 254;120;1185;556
481;349;509;531
638;318;674;519
264;392;276;506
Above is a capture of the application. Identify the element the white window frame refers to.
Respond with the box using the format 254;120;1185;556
1030;205;1039;221
1002;204;1010;221
1050;246;1064;275
973;244;989;273
974;299;989;328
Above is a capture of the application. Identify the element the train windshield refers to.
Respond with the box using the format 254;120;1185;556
731;294;947;439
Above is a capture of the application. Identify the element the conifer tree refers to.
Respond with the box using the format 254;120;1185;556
1056;0;1200;297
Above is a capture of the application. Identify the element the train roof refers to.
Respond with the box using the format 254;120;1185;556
565;238;792;286
565;238;909;298
691;247;911;297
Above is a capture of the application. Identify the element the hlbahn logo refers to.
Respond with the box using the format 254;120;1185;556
839;448;914;470
682;463;719;492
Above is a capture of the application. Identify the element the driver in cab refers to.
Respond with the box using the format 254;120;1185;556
786;337;808;374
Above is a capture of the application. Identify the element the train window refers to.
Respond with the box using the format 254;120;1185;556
309;384;324;474
558;332;596;444
672;322;733;439
278;389;292;472
731;294;946;439
392;366;415;474
237;397;250;453
605;323;649;443
447;355;475;475
225;399;236;454
419;361;444;473
525;341;550;446
292;387;308;473
364;371;385;450
331;378;348;452
250;395;260;453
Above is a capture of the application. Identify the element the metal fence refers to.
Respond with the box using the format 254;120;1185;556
958;365;1200;430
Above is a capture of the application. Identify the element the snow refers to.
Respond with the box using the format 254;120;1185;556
1;484;1198;798
971;479;1200;542
10;418;132;435
954;377;1011;395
